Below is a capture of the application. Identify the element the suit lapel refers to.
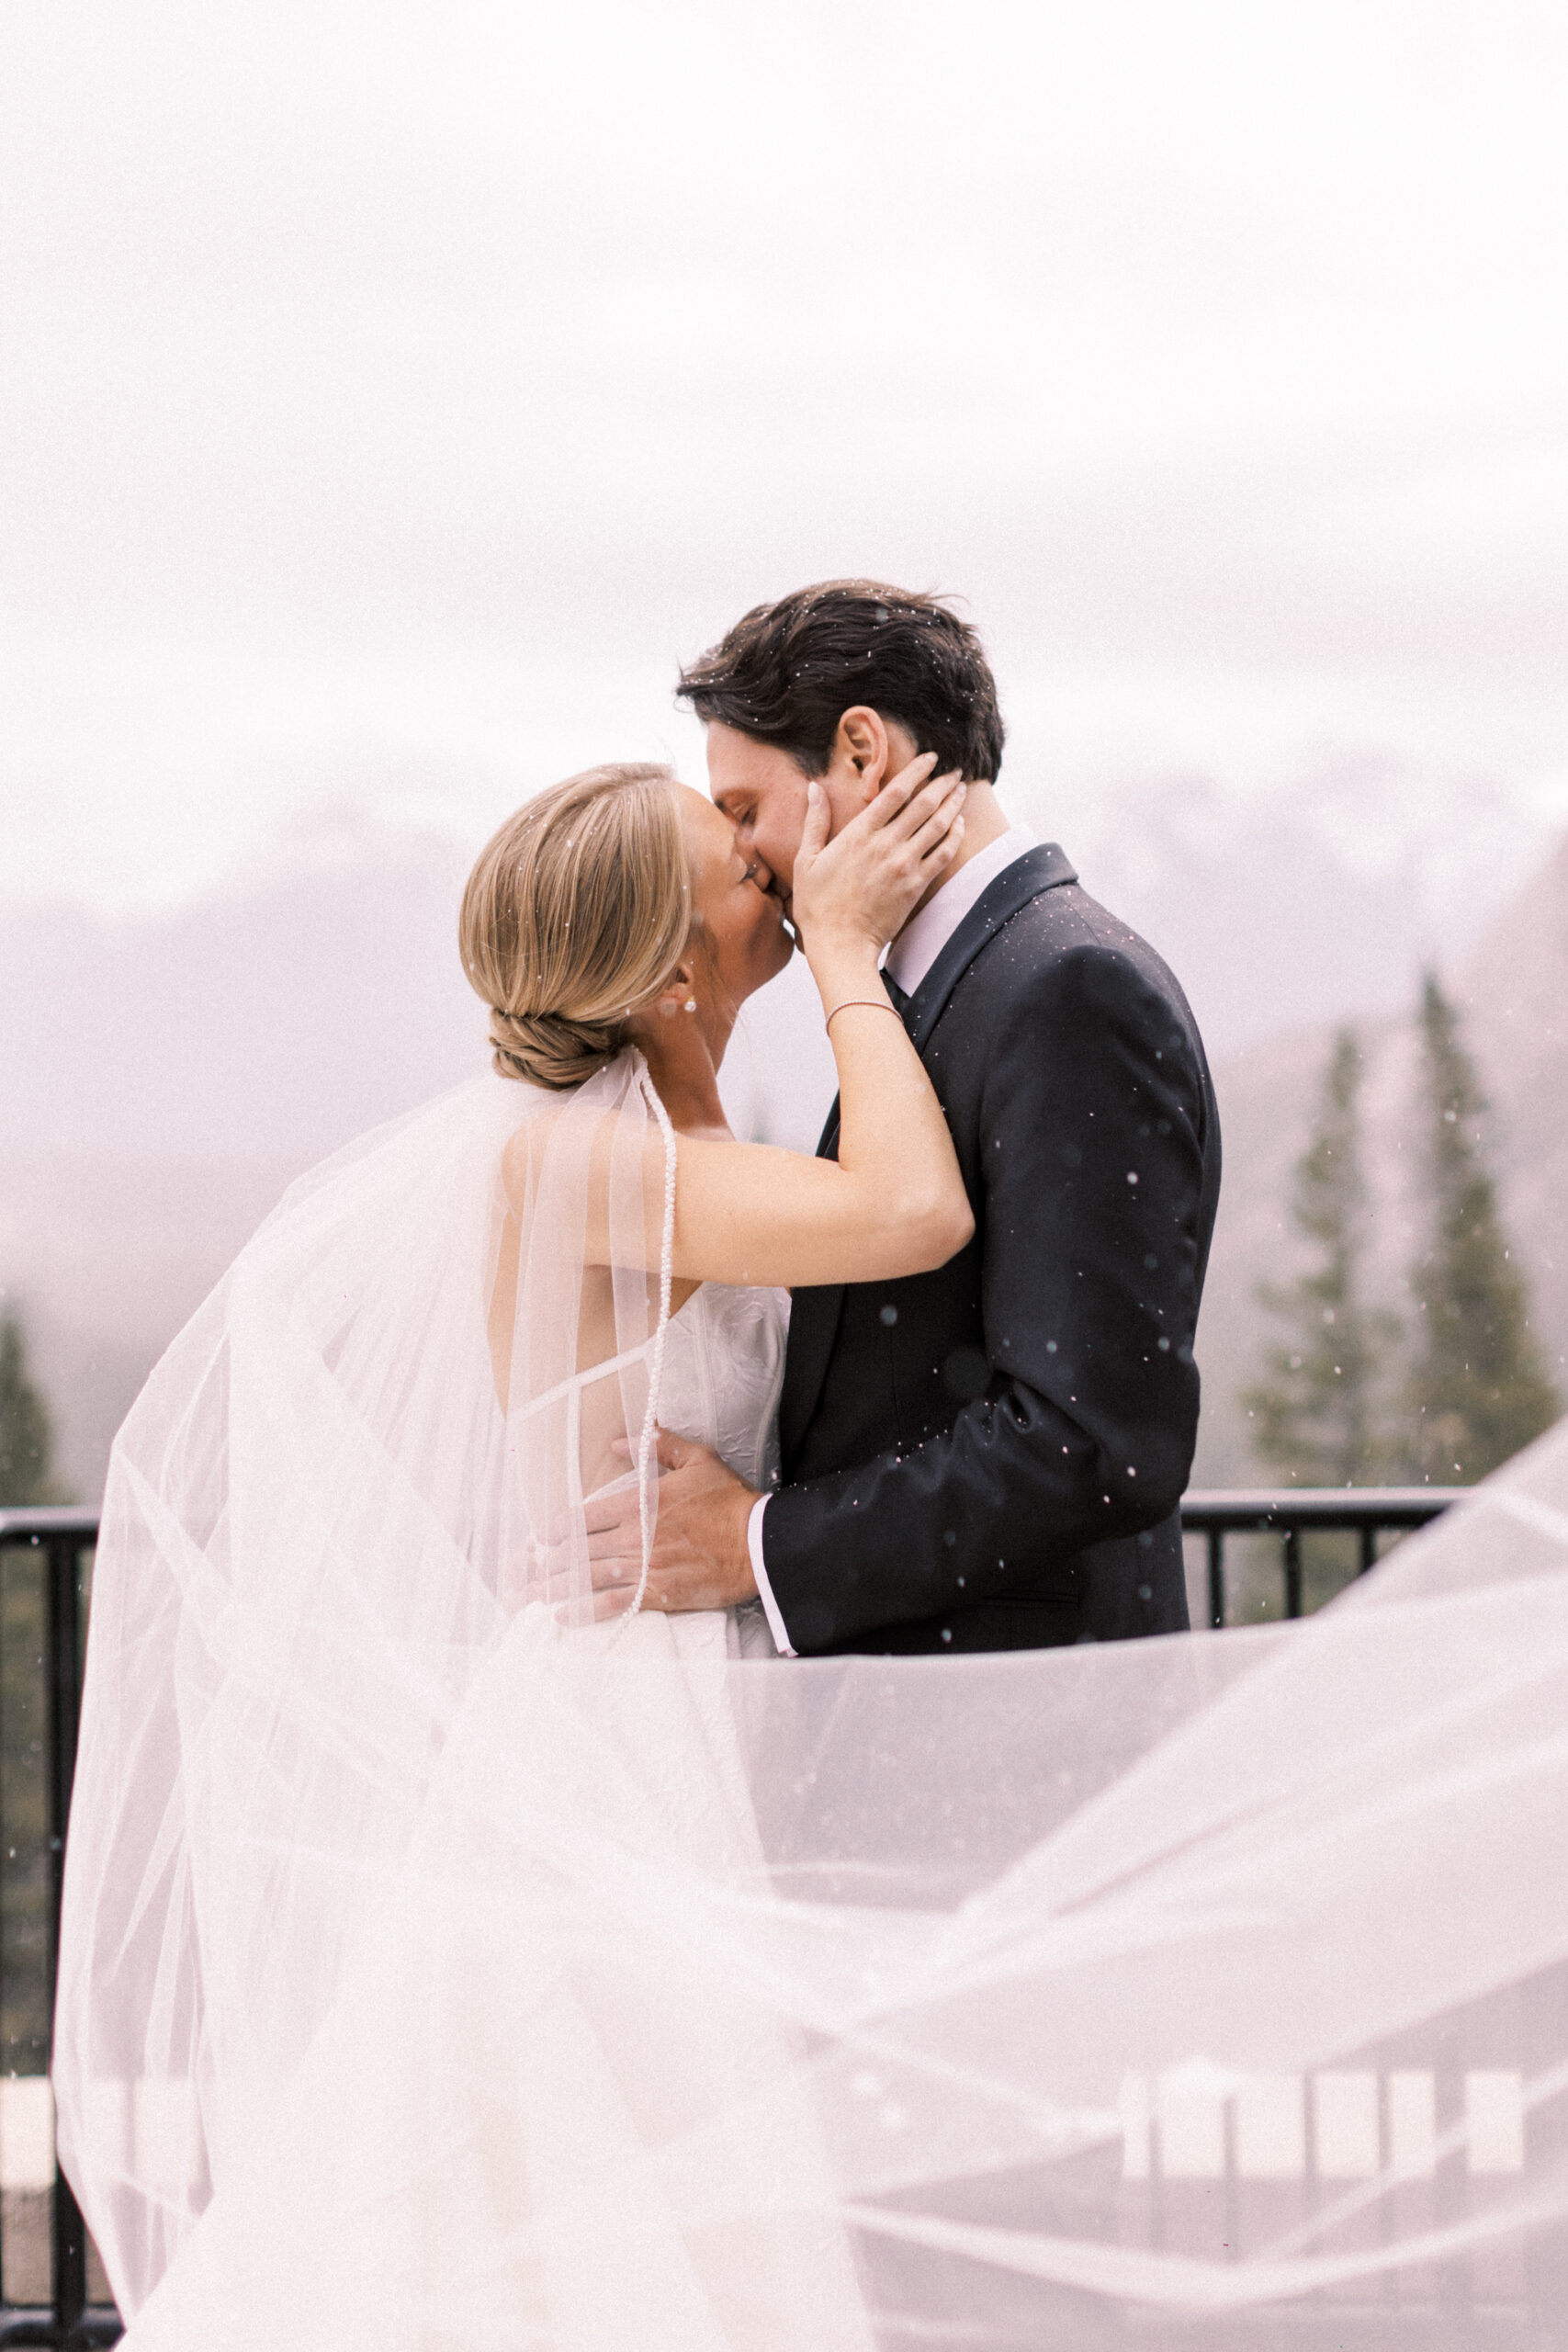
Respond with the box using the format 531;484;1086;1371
780;842;1077;1464
906;840;1077;1049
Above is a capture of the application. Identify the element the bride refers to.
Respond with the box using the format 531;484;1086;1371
53;749;971;2348
51;753;1568;2349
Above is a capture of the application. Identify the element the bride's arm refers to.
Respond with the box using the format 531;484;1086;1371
615;760;976;1288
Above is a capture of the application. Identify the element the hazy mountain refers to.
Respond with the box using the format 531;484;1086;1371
3;804;1560;1503
1070;766;1548;1062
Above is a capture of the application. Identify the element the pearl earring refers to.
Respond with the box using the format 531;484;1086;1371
682;998;697;1014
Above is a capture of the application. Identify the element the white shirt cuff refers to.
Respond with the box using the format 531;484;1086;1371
747;1495;797;1657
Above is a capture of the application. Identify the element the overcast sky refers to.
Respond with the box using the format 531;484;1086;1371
4;0;1567;920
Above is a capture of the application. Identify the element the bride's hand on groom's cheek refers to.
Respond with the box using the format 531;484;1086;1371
550;1430;761;1620
791;753;966;956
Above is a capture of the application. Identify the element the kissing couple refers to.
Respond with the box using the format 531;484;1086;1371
56;579;1222;2347
540;577;1221;1655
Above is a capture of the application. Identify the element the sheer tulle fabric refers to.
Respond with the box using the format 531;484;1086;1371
53;1061;1568;2347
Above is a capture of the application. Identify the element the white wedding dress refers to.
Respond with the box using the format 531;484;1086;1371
53;1065;881;2349
51;1055;1568;2349
117;1290;870;2350
648;1278;787;1664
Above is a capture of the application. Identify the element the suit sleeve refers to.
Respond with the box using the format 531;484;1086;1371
760;942;1211;1652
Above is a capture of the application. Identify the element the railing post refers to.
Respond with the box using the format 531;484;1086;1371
1206;1530;1224;1630
44;1531;88;2341
1282;1526;1303;1619
1358;1525;1378;1577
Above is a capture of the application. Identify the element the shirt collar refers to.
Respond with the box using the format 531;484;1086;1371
883;822;1039;999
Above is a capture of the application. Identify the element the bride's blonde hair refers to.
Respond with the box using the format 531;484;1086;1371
460;763;690;1091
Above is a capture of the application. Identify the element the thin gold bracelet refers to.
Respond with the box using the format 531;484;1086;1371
824;998;905;1033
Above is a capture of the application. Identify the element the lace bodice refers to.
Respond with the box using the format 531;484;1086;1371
658;1282;789;1493
657;1283;787;1660
516;1276;787;1652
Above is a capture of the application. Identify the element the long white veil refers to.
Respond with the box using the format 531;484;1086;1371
52;1057;1568;2348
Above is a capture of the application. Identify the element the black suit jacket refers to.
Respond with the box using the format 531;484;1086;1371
761;842;1221;1656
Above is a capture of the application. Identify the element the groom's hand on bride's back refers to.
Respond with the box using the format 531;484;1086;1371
579;1430;760;1618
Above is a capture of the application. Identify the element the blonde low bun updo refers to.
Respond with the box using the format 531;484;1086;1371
459;763;689;1091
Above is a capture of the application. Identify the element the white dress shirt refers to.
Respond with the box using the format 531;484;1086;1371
748;822;1039;1655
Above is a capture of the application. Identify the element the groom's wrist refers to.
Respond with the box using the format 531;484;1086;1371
747;1497;797;1657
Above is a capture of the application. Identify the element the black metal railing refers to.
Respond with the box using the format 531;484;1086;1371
1180;1487;1464;1629
0;1490;1479;2346
0;1509;118;2349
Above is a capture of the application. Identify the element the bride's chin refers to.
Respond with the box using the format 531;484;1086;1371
722;910;795;1011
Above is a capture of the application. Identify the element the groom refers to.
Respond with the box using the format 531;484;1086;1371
595;580;1221;1654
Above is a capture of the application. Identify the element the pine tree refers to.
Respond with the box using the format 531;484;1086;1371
1402;973;1560;1482
0;1306;63;1508
1243;1027;1398;1485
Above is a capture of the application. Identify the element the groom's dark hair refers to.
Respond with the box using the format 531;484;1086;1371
676;580;1005;783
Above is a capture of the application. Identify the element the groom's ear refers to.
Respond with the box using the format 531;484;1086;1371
829;706;893;808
